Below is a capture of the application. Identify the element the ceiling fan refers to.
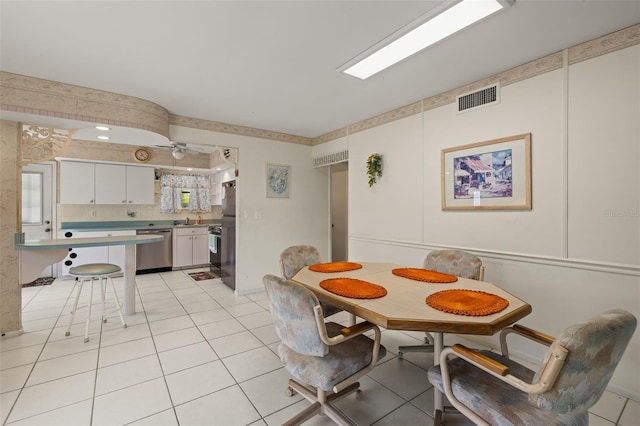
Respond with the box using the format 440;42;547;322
155;142;201;159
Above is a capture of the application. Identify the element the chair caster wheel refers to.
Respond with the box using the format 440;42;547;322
65;331;70;336
103;319;107;323
83;338;89;343
398;352;404;359
355;389;362;399
285;387;294;397
123;323;128;329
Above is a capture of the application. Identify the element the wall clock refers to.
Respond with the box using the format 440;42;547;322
133;147;151;163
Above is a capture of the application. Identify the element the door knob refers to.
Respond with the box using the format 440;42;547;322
45;228;51;232
44;220;50;224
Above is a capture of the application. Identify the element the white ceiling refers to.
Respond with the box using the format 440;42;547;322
1;1;639;141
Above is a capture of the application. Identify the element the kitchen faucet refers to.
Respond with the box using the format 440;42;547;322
184;217;190;225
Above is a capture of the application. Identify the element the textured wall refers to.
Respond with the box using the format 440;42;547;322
0;120;22;334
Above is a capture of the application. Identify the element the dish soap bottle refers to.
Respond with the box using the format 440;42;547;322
197;215;202;224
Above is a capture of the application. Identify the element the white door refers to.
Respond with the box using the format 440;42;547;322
330;163;348;262
22;162;56;277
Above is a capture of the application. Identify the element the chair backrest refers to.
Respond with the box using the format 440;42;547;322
279;245;322;280
423;249;484;280
263;274;329;357
531;309;636;413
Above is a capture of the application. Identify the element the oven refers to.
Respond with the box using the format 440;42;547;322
209;225;221;272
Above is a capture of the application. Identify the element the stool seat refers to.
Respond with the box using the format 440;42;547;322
69;263;122;276
65;262;127;342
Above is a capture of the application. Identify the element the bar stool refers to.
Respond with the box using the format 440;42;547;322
65;263;127;342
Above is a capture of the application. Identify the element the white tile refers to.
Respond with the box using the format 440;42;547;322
0;364;33;392
95;354;163;395
92;377;172;426
213;294;252;307
6;399;92;426
590;390;627;422
26;349;98;386
158;341;218;374
174;385;261;425
240;368;303;416
153;326;204;352
189;308;232;326
100;323;151;347
225;302;265;317
222;346;282;383
0;330;50;352
144;305;187;322
619;398;640;426
148;315;194;335
250;324;280;345
588;412;616;425
368;357;431;400
209;330;264;358
264;399;335;426
0;345;43;370
372;402;434;425
7;371;95;422
1;389;20;424
334;375;406;425
128;408;179;425
235;311;273;330
39;333;99;360
98;336;157;368
165;360;235;405
198;318;245;340
20;316;59;333
183;299;221;314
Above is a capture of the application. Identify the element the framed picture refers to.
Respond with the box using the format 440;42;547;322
266;163;290;198
441;133;531;211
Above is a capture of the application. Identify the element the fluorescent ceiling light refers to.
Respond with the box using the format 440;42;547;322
97;135;110;140
339;0;512;80
95;125;110;131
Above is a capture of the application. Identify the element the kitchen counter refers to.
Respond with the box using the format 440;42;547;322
60;221;218;232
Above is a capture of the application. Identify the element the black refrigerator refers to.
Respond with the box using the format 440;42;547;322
221;180;236;290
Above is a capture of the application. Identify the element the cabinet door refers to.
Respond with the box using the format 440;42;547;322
126;166;155;204
59;162;96;204
192;234;210;265
95;164;127;204
174;235;194;267
60;231;109;275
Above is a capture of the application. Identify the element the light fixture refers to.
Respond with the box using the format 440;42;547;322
339;0;513;80
97;135;110;140
172;149;184;160
95;125;110;131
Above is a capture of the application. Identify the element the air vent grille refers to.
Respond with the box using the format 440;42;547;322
457;84;499;112
313;150;349;168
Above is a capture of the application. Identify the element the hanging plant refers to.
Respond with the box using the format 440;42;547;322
366;153;383;187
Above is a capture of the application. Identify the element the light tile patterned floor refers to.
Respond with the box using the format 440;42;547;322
1;268;636;425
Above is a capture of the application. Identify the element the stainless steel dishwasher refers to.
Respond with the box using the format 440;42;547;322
136;228;172;273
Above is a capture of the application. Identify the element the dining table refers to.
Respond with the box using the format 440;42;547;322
291;261;532;414
16;234;162;315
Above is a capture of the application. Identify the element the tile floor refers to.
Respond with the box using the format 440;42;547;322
1;268;638;425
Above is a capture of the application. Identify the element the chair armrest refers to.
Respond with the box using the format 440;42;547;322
500;323;555;358
453;344;509;376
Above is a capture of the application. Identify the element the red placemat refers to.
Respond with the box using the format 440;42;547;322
426;289;509;316
392;268;458;283
319;278;387;299
309;262;363;273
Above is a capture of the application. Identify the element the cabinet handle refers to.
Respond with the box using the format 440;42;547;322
90;200;94;203
129;200;133;203
122;200;126;203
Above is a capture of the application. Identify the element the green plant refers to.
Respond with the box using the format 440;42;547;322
366;153;383;187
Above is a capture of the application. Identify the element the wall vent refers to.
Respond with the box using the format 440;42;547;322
457;84;499;113
313;150;349;168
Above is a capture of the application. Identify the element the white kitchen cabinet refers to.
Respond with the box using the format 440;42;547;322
59;162;96;204
59;161;154;205
173;227;209;268
60;230;135;276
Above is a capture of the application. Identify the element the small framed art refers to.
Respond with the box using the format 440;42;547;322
266;163;290;198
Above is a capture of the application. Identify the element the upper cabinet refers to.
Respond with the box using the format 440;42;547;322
60;161;154;205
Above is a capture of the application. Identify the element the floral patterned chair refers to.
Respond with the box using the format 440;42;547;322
279;245;342;318
398;249;484;358
428;309;636;426
263;274;386;426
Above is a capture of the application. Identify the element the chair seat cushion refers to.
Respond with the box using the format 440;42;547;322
428;350;588;426
278;322;386;392
69;263;122;276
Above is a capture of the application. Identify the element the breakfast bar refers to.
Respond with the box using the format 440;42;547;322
15;234;162;315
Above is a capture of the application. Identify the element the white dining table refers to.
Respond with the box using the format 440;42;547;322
292;262;532;414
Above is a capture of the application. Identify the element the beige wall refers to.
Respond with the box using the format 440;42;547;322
0;120;21;335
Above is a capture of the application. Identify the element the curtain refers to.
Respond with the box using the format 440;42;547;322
159;172;211;213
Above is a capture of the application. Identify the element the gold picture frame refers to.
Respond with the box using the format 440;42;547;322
441;133;531;211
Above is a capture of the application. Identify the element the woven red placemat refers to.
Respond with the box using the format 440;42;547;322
392;268;458;283
426;289;509;316
320;278;387;299
309;262;363;273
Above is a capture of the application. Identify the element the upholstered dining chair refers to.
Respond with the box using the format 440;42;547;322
279;245;343;318
263;274;386;426
398;249;484;358
428;309;637;426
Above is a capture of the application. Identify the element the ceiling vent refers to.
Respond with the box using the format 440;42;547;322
314;150;349;168
457;83;500;113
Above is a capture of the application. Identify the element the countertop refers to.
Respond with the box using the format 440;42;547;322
60;221;220;232
16;234;163;250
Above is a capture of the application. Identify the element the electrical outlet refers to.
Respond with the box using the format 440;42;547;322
90;210;96;217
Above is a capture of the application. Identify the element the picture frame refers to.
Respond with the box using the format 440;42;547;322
266;163;290;198
441;133;531;211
